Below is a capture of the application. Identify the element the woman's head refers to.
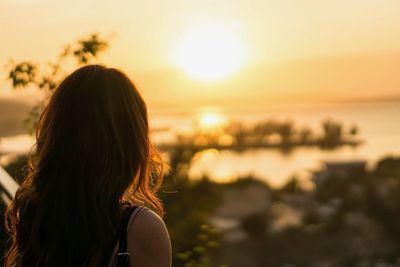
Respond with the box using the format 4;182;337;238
5;65;164;267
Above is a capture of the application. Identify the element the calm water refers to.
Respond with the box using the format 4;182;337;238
1;101;399;188
150;101;400;187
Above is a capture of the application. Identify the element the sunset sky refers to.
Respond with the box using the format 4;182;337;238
1;0;400;108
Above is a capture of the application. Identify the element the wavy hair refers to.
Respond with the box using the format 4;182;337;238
4;65;164;267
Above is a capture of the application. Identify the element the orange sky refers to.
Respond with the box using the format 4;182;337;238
1;0;400;108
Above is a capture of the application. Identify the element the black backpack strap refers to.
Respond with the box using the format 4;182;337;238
117;206;137;267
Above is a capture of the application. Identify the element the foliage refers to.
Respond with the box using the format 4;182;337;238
319;118;344;148
240;212;268;237
160;174;222;266
279;176;302;194
159;118;362;153
175;224;226;267
6;33;109;133
374;156;400;178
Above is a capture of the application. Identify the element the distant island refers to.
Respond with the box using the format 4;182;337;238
157;118;362;152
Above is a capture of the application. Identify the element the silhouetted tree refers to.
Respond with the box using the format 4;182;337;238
6;33;109;133
276;120;294;146
320;119;343;147
299;126;313;144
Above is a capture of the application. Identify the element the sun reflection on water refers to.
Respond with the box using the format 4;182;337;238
190;148;237;183
197;109;228;132
199;113;226;129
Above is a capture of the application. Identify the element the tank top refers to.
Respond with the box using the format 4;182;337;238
107;206;147;267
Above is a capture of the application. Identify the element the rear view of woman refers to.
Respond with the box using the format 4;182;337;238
4;65;172;267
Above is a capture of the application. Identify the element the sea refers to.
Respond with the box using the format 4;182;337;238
1;100;399;188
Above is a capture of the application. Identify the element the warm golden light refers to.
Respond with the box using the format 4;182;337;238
198;111;227;130
172;24;247;81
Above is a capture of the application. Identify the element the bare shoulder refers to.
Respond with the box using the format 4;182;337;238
127;208;172;267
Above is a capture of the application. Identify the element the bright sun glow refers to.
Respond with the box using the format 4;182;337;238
173;24;247;81
199;112;226;130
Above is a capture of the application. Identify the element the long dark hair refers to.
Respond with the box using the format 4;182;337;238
4;65;164;267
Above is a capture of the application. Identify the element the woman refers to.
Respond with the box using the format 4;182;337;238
4;65;172;267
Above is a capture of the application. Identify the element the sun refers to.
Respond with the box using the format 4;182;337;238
172;24;247;81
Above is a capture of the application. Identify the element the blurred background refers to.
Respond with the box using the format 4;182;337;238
1;1;400;266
